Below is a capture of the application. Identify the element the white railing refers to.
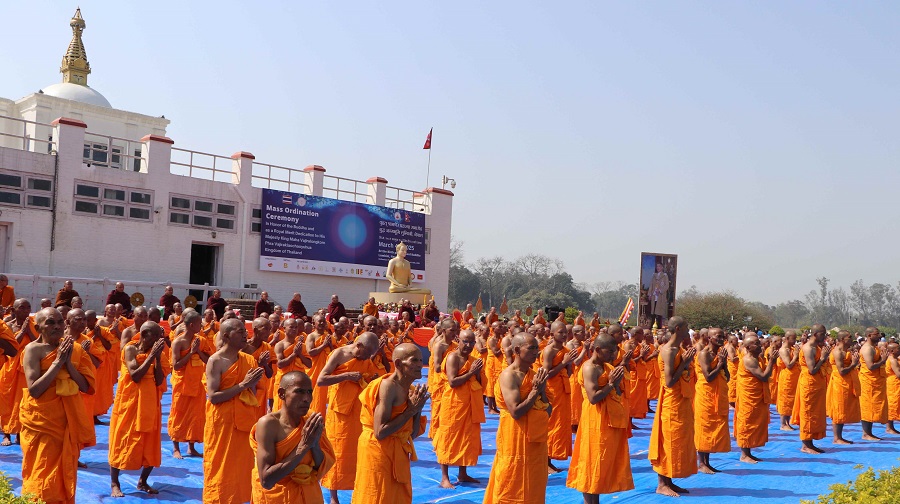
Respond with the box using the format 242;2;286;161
251;161;310;194
386;185;426;212
6;274;260;313
170;148;234;183
0;115;56;153
83;131;145;172
322;174;369;204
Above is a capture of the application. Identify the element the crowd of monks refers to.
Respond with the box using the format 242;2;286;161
3;286;900;504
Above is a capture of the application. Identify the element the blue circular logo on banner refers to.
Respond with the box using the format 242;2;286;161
338;214;366;249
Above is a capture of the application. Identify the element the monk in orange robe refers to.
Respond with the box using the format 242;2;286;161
734;333;777;462
306;315;340;415
765;336;781;406
362;297;379;317
65;310;104;456
274;318;313;412
317;332;382;504
542;320;579;472
427;319;459;441
828;330;861;444
485;321;507;415
648;316;696;497
694;327;730;473
725;334;739;407
169;310;214;458
791;324;832;454
435;329;485;488
777;331;801;430
252;371;335;504
21;307;95;504
532;310;547;326
859;327;890;440
567;325;591;431
484;333;550;504
352;344;428;504
203;318;266;503
646;331;661;407
566;332;633;503
243;317;275;419
885;342;900;434
0;298;33;445
628;327;652;422
109;321;171;496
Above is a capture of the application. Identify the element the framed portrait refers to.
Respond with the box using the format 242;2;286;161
638;252;678;327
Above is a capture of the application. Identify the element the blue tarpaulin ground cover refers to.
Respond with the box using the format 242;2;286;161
3;370;898;503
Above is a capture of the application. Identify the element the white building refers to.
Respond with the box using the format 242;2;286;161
0;9;453;312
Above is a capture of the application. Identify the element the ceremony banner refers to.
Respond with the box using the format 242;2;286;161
259;189;426;281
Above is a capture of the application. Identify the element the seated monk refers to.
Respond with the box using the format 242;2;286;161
352;344;429;503
483;334;551;504
363;297;379;317
21;308;95;503
566;333;634;503
252;371;335;504
109;322;171;497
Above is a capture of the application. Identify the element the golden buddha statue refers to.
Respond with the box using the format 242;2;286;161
385;242;431;294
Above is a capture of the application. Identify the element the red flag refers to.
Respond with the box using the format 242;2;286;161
423;128;432;150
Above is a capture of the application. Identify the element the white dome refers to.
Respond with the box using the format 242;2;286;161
41;82;111;108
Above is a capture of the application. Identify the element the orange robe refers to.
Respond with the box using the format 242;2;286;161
859;348;888;423
791;347;827;441
246;341;274;419
566;362;634;495
647;351;661;400
168;335;214;443
89;326;117;417
109;342;171;470
352;376;419;504
768;351;779;405
203;352;264;504
694;355;730;453
613;345;633;438
0;285;14;308
0;320;30;434
435;355;485;467
827;352;860;424
545;347;572;460
250;414;336;504
733;357;770;449
483;369;549;504
777;348;800;417
362;303;379;317
887;364;900;421
20;345;95;504
273;341;308;412
308;334;332;416
321;357;382;491
727;353;739;403
648;349;697;479
629;353;650;419
485;343;503;401
570;344;585;427
427;341;456;440
74;333;105;448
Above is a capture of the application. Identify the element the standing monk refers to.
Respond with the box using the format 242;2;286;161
484;333;550;504
828;330;860;444
859;327;889;440
203;319;266;503
777;331;801;430
885;342;900;434
695;327;730;473
252;371;335;504
485;321;507;415
427;319;459;440
109;322;170;497
734;333;777;463
274;318;312;412
541;320;579;472
725;334;739;408
566;332;634;504
243;317;275;419
20;308;95;503
169;310;214;458
0;299;33;445
792;324;832;454
307;315;338;415
436;329;485;488
318;333;381;504
353;344;429;504
648;316;697;497
566;325;591;432
628;327;652;423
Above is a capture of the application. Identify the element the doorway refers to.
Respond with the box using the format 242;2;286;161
189;243;219;310
0;225;9;272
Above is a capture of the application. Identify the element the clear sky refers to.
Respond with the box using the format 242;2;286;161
3;1;899;305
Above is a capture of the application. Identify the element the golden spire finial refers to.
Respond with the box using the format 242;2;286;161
60;8;91;86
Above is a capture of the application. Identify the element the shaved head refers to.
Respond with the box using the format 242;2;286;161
592;332;618;352
392;343;419;362
279;370;311;390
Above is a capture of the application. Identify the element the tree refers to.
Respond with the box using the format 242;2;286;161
774;300;809;329
447;265;480;309
472;256;506;308
675;291;774;331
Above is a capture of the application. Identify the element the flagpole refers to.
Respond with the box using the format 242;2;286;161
425;148;432;189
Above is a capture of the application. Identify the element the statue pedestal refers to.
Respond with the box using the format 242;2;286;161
369;292;431;305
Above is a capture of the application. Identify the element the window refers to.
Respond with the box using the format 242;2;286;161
0;170;53;210
72;180;152;222
425;228;431;254
250;206;262;233
83;142;123;169
169;194;238;232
